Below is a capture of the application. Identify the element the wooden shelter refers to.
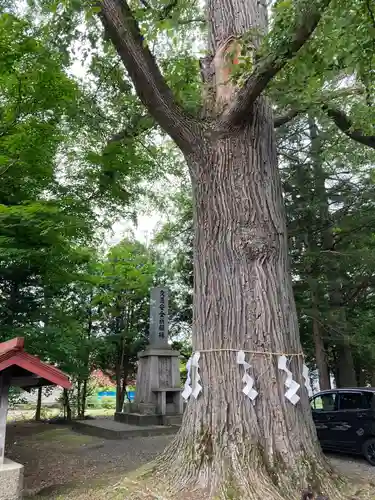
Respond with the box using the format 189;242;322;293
0;337;72;464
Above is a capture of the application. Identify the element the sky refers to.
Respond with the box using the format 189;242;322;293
107;213;164;247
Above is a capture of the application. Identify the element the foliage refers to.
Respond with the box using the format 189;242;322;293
8;387;28;408
0;10;164;420
93;238;157;411
100;396;116;409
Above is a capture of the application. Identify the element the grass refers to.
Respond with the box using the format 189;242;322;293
7;407;113;423
27;468;160;500
27;473;375;500
29;427;101;448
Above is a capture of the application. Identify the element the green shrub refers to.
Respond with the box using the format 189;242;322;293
101;397;116;409
86;396;101;409
39;407;53;420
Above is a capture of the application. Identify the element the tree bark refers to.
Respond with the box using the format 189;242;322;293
115;362;126;413
63;389;72;421
307;117;355;389
81;378;88;418
311;299;331;391
35;387;42;421
307;117;331;391
156;104;341;498
98;0;343;497
329;282;356;387
77;380;82;419
335;341;357;388
355;361;366;387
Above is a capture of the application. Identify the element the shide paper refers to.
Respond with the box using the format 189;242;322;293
237;350;258;402
182;352;202;400
278;355;300;405
303;364;313;397
181;356;192;401
191;352;202;399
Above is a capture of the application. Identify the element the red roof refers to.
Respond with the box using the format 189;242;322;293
0;337;72;389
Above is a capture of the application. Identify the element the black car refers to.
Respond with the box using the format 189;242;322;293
310;387;375;465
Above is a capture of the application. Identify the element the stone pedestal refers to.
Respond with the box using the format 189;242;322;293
0;459;23;500
115;347;183;427
115;287;183;427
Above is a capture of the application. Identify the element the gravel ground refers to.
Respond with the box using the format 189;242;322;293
5;423;375;497
6;423;175;496
328;453;374;483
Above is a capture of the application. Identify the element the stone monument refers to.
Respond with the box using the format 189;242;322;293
115;287;183;426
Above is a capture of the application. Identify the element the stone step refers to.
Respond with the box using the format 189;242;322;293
162;415;182;426
72;419;179;440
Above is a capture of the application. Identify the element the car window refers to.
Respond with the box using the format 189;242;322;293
311;393;336;411
339;392;373;411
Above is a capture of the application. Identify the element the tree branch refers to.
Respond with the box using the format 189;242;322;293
106;114;155;147
138;0;203;24
274;109;301;128
98;0;201;154
222;0;332;125
322;105;375;149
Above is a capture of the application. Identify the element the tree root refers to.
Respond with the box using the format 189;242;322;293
116;455;355;500
118;468;374;500
112;434;375;500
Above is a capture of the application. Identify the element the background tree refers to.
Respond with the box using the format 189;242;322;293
94;239;156;412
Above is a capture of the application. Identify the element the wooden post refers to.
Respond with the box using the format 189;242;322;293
0;375;9;465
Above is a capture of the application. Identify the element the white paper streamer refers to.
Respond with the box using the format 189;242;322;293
278;355;300;405
237;350;258;401
285;380;300;405
303;364;313;397
181;356;192;401
191;352;202;399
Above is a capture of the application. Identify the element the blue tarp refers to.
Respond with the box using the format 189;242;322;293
98;390;135;401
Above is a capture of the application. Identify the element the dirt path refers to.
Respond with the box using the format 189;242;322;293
5;423;375;498
328;453;375;484
6;422;174;496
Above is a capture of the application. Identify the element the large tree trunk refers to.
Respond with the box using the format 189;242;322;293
307;119;356;389
329;285;356;387
335;341;357;388
311;301;331;391
98;0;344;497
157;107;340;498
307;117;331;391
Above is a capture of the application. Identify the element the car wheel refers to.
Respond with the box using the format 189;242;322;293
362;438;375;466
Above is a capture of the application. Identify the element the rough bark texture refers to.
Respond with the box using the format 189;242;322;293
307;118;331;391
335;342;357;388
63;389;72;421
34;387;42;422
154;103;342;499
98;0;344;497
311;295;331;391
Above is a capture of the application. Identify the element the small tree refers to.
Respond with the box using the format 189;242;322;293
94;239;156;412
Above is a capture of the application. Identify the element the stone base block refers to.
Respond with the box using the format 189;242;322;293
73;418;178;440
123;402;157;415
115;411;161;426
0;459;23;500
115;412;183;427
